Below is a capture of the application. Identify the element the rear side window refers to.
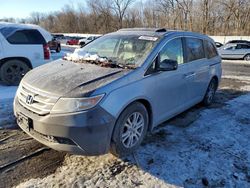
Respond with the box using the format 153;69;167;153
186;38;205;62
204;40;218;59
236;44;250;49
1;28;46;45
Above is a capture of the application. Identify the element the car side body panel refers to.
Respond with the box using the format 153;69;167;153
99;32;222;130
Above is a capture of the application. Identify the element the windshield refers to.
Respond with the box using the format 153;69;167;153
65;34;159;69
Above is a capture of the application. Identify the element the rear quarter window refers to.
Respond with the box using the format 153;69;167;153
186;37;205;62
204;40;218;59
4;29;46;45
237;44;250;49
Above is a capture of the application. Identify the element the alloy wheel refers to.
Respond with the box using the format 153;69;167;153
121;112;145;148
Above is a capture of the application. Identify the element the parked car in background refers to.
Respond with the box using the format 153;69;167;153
215;42;223;48
0;22;51;85
226;40;250;45
66;37;83;45
79;36;101;47
14;28;221;157
52;34;64;40
218;43;250;61
48;36;61;52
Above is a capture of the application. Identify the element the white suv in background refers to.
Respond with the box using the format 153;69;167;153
0;22;51;85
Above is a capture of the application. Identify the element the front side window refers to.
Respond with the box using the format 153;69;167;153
159;38;184;65
224;46;235;50
186;38;205;62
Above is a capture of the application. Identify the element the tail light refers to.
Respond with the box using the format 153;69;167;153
43;44;50;60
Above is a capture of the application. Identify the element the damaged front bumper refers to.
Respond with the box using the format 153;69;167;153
14;98;116;156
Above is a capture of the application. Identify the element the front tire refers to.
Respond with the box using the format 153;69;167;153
0;59;30;86
202;78;217;106
110;102;149;157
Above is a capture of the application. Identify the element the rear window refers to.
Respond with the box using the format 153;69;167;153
0;27;46;45
186;38;205;62
204;40;218;59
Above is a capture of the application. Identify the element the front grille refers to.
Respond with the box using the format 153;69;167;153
17;82;59;115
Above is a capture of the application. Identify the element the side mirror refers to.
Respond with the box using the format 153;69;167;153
157;59;178;71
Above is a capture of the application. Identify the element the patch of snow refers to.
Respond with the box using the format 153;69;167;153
0;85;17;128
222;60;250;65
61;44;80;49
222;75;250;83
64;48;107;62
0;85;17;100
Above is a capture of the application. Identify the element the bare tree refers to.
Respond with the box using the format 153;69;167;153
4;0;249;35
111;0;135;28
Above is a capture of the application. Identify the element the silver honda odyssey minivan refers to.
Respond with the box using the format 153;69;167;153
14;28;222;156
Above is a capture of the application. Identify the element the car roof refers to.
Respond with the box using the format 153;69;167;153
226;42;250;46
0;22;52;42
112;28;213;41
228;40;250;42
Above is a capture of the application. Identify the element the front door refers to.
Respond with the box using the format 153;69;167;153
151;37;191;124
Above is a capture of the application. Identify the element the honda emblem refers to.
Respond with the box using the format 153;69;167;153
26;95;34;105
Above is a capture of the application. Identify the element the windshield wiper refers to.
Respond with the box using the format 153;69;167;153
117;63;136;69
102;57;137;69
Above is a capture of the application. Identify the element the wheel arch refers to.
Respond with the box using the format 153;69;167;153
0;57;33;70
112;98;154;135
243;53;250;60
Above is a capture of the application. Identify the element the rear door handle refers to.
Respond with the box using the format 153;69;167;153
184;72;196;78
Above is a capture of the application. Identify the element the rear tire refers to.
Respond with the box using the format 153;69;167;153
110;102;149;157
0;59;30;86
202;78;217;106
244;54;250;61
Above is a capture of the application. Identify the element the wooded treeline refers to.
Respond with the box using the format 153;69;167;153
1;0;250;35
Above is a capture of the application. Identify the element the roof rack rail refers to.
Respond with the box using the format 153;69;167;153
117;28;167;32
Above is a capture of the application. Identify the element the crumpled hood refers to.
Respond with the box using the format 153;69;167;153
23;59;128;96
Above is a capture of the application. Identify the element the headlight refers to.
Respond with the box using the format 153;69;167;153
51;94;105;114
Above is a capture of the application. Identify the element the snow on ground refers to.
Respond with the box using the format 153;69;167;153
61;44;80;49
0;85;18;129
17;90;250;188
1;58;250;187
222;60;250;65
222;75;250;83
0;85;17;100
0;50;69;129
15;71;250;187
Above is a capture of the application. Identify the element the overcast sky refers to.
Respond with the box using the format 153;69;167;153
0;0;86;19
